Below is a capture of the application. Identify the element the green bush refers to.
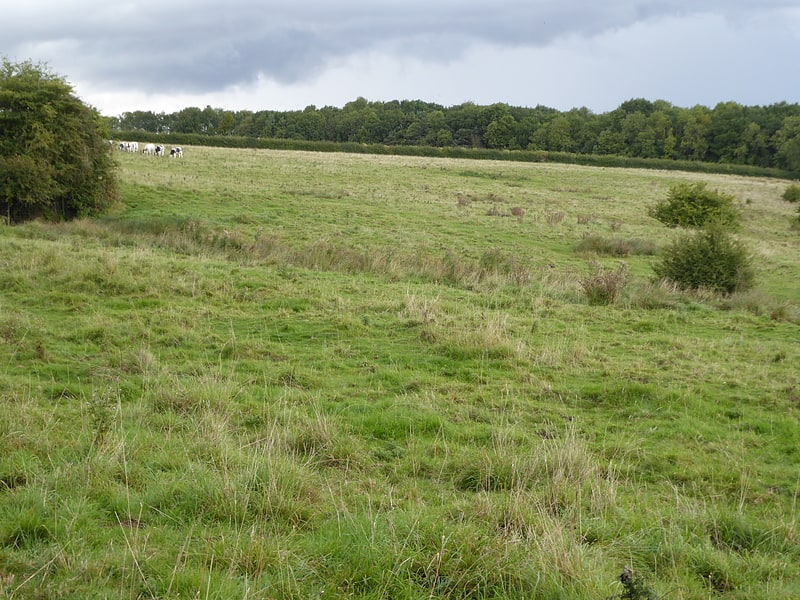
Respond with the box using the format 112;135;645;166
0;59;118;223
649;182;740;229
783;183;800;203
652;225;755;294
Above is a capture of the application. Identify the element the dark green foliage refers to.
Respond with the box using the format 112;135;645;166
611;567;657;600
653;225;755;294
782;183;800;202
649;182;741;229
0;59;118;223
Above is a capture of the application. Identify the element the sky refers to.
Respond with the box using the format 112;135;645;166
2;1;799;117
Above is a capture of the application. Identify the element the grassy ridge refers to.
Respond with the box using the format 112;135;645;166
1;147;799;598
115;131;800;181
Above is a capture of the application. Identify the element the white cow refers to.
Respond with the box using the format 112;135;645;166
142;143;157;155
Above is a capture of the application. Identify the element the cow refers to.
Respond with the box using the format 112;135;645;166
169;147;183;158
155;145;165;157
142;143;157;155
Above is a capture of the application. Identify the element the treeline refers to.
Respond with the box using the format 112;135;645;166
110;97;800;173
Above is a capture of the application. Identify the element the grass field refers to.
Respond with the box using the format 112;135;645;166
1;146;798;599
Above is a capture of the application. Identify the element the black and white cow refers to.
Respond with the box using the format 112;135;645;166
169;147;183;158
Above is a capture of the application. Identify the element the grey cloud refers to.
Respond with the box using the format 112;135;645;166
3;1;797;95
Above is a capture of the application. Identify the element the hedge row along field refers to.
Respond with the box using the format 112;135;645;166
1;146;798;598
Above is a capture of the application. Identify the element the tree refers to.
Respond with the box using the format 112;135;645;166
0;59;117;223
708;101;747;162
485;114;518;149
677;106;711;161
773;116;800;173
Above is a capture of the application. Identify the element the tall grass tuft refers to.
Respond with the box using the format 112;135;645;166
580;262;629;305
576;233;658;257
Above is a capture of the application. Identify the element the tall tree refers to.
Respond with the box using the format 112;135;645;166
677;106;712;161
0;59;117;223
773;116;800;172
708;101;747;162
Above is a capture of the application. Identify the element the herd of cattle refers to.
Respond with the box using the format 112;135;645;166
114;141;184;158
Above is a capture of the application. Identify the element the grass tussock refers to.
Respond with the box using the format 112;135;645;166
576;233;659;257
579;262;629;305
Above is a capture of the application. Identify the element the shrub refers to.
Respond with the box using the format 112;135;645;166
0;59;118;223
652;225;755;294
580;262;629;305
782;183;800;203
649;182;740;229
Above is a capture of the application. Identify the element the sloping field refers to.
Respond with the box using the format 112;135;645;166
1;146;798;598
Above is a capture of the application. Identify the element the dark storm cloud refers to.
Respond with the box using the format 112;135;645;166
2;0;798;95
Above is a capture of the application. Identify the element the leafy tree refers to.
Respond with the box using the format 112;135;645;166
485;114;518;149
173;106;205;134
773;116;800;172
217;111;236;136
677;106;712;161
0;59;117;223
594;129;627;155
709;101;747;162
532;115;574;152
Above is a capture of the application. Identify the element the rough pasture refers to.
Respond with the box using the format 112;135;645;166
0;146;798;599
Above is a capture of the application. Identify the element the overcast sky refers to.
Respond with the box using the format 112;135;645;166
3;1;798;117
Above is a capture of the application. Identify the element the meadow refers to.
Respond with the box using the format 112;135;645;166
0;146;798;599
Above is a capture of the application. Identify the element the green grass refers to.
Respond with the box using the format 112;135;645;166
1;146;799;598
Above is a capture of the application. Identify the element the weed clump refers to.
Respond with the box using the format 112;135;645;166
608;566;656;600
653;225;755;294
580;262;629;305
576;233;658;257
545;210;565;225
650;182;741;229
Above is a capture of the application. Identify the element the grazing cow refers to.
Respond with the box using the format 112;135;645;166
155;145;165;157
169;147;183;158
142;143;157;155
